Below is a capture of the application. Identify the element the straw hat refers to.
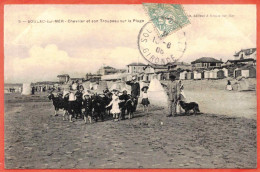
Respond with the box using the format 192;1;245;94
141;86;149;91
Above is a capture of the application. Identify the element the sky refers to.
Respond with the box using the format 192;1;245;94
4;5;256;83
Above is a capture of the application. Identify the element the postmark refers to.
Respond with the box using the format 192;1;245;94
143;3;190;37
137;21;187;66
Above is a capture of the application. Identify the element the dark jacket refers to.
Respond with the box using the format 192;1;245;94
119;94;130;108
126;81;140;97
92;95;106;112
83;98;92;112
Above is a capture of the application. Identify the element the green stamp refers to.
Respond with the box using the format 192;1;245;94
143;3;190;37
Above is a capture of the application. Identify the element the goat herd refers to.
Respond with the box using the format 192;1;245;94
47;89;136;123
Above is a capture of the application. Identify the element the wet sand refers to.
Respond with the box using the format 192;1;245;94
4;91;256;169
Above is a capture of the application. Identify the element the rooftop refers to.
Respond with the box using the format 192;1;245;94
167;61;191;66
70;78;84;80
145;64;168;69
86;73;101;76
100;66;116;69
57;74;69;77
127;62;147;66
191;57;223;64
226;58;256;63
234;48;256;57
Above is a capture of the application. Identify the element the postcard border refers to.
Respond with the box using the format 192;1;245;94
0;0;259;172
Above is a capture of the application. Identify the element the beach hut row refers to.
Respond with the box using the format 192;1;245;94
234;66;256;78
179;66;256;80
179;69;226;80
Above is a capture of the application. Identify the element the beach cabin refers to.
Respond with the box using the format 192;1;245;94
193;71;202;80
222;68;228;77
241;70;250;78
217;69;225;79
204;71;210;79
186;72;194;80
209;70;216;79
235;66;256;78
248;66;256;78
179;71;187;80
234;68;242;78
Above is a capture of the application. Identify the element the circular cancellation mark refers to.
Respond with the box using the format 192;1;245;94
137;22;187;66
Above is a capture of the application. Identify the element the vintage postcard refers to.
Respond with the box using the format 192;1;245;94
3;3;257;170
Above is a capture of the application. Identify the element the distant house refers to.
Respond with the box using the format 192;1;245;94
97;66;126;75
34;81;59;91
225;48;257;66
225;58;256;66
191;57;223;69
141;62;191;81
222;48;256;67
143;64;168;74
4;83;23;93
142;64;168;81
167;61;192;71
85;73;101;82
234;48;256;60
127;62;147;74
97;66;115;75
70;78;85;83
57;74;70;83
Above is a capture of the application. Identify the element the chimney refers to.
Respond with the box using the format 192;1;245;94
220;58;222;62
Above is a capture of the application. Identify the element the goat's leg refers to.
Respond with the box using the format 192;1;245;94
63;110;66;120
69;115;73;122
54;109;58;116
84;115;87;124
118;113;121;121
128;111;131;119
88;115;92;123
100;112;104;122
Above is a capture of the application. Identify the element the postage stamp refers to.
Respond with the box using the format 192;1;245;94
138;21;187;65
143;3;190;37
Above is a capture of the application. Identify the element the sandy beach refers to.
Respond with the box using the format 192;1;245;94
4;79;257;169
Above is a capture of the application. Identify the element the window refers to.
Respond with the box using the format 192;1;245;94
210;63;216;66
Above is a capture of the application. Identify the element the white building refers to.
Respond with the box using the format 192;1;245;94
234;48;256;60
127;62;147;74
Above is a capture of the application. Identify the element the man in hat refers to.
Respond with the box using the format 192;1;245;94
163;74;180;117
126;76;140;112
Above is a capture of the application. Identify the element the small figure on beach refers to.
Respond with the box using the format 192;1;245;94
226;80;233;91
141;86;150;112
31;86;35;95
